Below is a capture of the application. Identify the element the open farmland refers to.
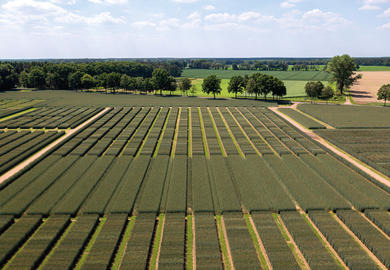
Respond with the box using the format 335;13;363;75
298;104;390;129
181;69;332;81
0;99;389;269
351;71;390;104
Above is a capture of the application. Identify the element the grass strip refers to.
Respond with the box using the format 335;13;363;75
197;107;210;159
135;108;161;158
216;215;232;270
170;107;181;158
153;108;171;158
74;217;106;270
207;108;227;157
188;107;192;158
149;214;165;270
111;216;136;270
244;214;269;270
186;215;193;270
0;108;37;122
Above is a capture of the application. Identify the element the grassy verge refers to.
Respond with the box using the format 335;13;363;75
216;215;231;270
111;216;136;270
170;108;181;158
186;215;193;270
0;107;37;122
198;107;210;159
244;214;269;270
149;214;165;270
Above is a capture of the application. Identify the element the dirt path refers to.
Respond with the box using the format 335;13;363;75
270;107;390;188
351;72;390;104
0;107;110;185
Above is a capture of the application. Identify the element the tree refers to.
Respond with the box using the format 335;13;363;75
190;84;197;96
378;84;390;106
106;72;122;92
0;63;18;90
46;72;61;89
68;71;84;90
152;68;171;95
321;86;334;104
305;81;324;101
202;75;221;99
270;77;286;99
28;66;46;89
168;77;177;95
246;77;258;99
228;75;245;98
19;70;30;88
179;78;192;96
81;74;96;90
327;54;361;95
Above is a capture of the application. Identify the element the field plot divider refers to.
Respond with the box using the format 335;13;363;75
235;108;280;157
170;107;181;158
216;107;245;158
225;108;262;157
153;108;171;158
188;215;195;270
0;107;37;123
246;215;272;270
149;214;165;270
207;107;227;157
294;107;335;129
112;216;136;270
0;107;111;185
275;214;311;270
245;108;296;156
270;107;390;189
331;211;387;269
135;108;162;158
198;107;210;159
303;213;349;269
217;215;234;270
188;107;192;158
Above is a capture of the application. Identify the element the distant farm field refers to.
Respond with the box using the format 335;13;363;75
358;66;390;71
181;69;332;81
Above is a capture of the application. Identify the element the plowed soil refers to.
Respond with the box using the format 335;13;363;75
351;72;390;104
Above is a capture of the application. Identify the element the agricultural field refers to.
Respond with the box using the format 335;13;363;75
358;66;390;71
316;129;390;177
298;104;390;129
0;97;389;269
181;69;332;81
351;71;390;104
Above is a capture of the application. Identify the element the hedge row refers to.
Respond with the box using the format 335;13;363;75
41;215;99;270
337;210;390;268
120;213;156;269
81;214;128;269
308;210;378;269
0;215;42;267
194;213;223;269
158;213;186;269
223;212;261;269
280;211;339;269
7;215;70;269
252;212;300;270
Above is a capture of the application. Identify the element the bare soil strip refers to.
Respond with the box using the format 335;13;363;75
270;107;390;188
332;213;387;269
359;212;390;241
0;107;110;185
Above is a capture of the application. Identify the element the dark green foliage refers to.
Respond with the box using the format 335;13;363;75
41;215;99;270
81;214;128;270
0;63;18;90
7;215;70;269
337;210;390;268
194;213;223;269
280;211;339;269
202;75;221;99
0;215;42;267
305;81;324;99
252;212;300;270
279;108;326;129
158;213;186;269
223;212;261;269
228;75;245;98
120;213;156;269
309;210;378;269
327;54;359;94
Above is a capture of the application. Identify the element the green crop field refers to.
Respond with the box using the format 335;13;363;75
358;66;390;71
181;68;332;81
298;104;390;129
0;95;389;269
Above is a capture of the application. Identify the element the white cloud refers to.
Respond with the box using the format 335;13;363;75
280;0;303;9
203;5;215;11
88;0;128;4
205;12;236;22
381;21;390;28
188;11;201;20
171;0;198;3
359;0;389;10
131;21;156;28
380;7;390;16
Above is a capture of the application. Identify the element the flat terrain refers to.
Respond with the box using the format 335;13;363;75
0;95;389;269
351;71;390;104
298;103;390;128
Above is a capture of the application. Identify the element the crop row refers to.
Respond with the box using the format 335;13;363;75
0;106;102;129
0;99;40;110
0;130;64;175
308;210;379;269
279;108;326;129
280;211;339;269
337;210;390;268
364;209;390;237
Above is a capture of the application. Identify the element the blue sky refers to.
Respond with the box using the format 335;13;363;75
0;0;389;58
